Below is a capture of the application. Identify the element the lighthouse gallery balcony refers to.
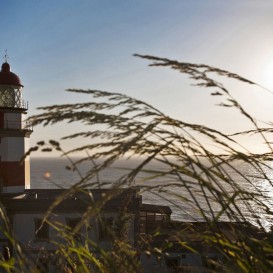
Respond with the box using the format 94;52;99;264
0;120;33;137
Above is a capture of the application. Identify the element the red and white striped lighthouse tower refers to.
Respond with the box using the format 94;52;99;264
0;55;32;193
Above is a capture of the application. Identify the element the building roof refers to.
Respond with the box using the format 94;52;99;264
0;62;23;87
0;188;141;214
141;203;172;215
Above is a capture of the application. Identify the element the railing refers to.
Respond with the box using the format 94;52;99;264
0;99;28;110
11;99;28;110
0;120;33;131
17;100;28;110
23;120;33;131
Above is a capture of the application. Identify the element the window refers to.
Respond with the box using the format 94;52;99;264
35;218;49;240
140;211;169;234
165;257;180;270
99;217;114;241
66;218;82;241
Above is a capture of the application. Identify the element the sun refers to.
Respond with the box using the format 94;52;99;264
259;55;273;91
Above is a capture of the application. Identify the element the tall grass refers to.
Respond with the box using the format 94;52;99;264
1;55;273;272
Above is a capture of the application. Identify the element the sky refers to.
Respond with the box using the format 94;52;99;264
1;0;273;156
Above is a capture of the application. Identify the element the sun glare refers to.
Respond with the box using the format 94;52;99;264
44;172;51;179
259;56;273;90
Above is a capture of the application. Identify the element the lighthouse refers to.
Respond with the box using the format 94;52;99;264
0;56;32;193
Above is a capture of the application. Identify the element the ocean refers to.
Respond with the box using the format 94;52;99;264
30;157;273;230
30;157;178;214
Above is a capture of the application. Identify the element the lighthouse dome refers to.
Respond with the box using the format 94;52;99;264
0;62;23;87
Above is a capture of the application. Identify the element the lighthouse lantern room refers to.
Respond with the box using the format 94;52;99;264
0;55;32;193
